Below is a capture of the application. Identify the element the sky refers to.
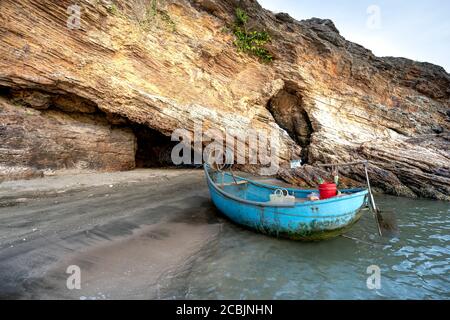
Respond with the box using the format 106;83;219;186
258;0;450;72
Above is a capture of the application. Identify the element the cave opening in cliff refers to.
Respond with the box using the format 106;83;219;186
0;86;194;179
0;86;10;97
267;82;313;164
131;124;180;168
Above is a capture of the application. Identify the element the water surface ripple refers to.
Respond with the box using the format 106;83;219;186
163;195;450;299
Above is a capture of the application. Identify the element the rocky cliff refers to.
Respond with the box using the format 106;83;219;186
0;0;449;199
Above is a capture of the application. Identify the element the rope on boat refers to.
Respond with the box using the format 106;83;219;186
340;235;384;247
313;160;369;167
207;151;391;238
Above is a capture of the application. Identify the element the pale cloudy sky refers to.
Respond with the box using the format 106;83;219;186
258;0;450;72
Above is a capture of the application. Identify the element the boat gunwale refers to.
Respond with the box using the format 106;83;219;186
204;165;368;209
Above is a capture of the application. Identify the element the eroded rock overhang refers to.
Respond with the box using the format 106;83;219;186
0;0;448;199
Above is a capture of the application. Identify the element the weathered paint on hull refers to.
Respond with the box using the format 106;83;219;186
253;210;363;241
204;166;369;241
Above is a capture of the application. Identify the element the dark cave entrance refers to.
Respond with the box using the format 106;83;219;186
267;82;313;164
0;86;194;174
132;124;179;168
132;125;202;169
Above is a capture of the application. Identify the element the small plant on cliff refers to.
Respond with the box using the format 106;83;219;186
232;8;273;63
107;3;119;15
158;10;176;32
235;7;249;25
142;0;176;32
106;0;176;32
150;0;158;17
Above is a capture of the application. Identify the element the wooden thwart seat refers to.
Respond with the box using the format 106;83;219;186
221;180;248;187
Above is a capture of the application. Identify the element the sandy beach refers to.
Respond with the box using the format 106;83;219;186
0;169;222;299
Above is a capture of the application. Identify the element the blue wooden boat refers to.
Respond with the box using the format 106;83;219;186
204;164;369;241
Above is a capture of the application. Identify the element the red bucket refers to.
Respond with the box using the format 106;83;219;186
319;183;337;200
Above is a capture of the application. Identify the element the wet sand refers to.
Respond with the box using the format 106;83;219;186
2;170;448;299
0;169;222;299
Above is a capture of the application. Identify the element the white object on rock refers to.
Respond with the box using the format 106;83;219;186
290;160;302;169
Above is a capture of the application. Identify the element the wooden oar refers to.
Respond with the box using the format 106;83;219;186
363;163;383;236
314;160;398;237
363;162;398;237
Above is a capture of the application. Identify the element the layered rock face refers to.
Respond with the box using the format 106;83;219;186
0;0;449;199
0;89;136;181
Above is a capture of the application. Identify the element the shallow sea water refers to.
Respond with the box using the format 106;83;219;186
163;195;450;299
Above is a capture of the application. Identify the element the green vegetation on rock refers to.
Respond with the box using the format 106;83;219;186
106;0;176;32
232;8;273;63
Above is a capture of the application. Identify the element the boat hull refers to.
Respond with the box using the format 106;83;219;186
205;167;368;241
